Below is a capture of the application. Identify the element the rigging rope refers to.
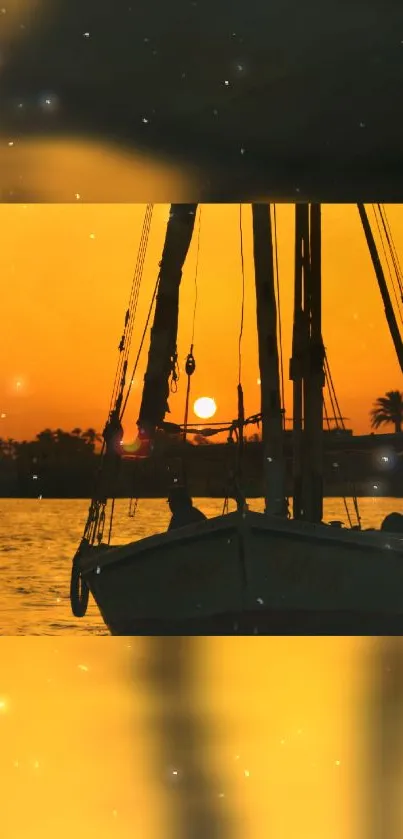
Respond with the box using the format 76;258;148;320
109;204;153;417
324;352;361;529
77;205;155;556
120;274;159;421
379;204;403;299
372;205;403;327
272;205;286;427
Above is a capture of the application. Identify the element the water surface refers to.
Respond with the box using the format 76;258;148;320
1;497;401;635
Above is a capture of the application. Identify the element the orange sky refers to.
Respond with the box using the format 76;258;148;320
0;203;401;443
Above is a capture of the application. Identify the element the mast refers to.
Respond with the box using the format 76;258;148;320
290;205;306;519
303;204;325;522
252;204;287;516
290;204;325;522
137;204;197;439
357;204;403;374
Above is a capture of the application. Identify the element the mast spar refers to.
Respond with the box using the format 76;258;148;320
290;204;325;523
252;204;287;516
137;204;198;443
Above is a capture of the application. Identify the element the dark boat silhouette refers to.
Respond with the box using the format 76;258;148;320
70;203;403;635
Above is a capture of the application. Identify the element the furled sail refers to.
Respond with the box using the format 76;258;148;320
137;204;197;445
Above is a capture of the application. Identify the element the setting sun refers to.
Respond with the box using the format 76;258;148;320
193;396;217;420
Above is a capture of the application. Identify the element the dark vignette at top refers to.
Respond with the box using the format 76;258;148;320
1;0;403;201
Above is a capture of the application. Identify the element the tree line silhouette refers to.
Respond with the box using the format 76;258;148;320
0;391;402;497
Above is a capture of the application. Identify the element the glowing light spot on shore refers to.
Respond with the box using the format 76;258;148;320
193;397;217;419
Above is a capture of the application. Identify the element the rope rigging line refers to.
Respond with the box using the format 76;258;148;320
109;204;154;417
124;207;154;366
272;204;286;426
324;351;361;529
323;389;353;528
176;409;263;437
372;205;403;327
379;204;403;298
120;274;159;422
377;205;403;325
79;205;155;550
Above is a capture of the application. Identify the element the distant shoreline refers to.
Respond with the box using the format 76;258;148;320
2;491;402;501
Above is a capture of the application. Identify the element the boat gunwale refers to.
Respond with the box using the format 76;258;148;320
79;509;403;575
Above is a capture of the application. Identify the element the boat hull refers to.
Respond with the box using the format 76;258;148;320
78;511;403;635
102;610;403;636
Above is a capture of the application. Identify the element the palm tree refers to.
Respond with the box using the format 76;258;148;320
81;428;102;445
370;390;403;434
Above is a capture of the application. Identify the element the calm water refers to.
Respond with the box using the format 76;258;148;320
1;497;402;635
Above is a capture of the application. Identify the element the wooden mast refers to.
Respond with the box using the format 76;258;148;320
303;204;325;522
290;204;325;522
290;205;307;519
357;204;403;375
252;204;287;516
137;204;197;440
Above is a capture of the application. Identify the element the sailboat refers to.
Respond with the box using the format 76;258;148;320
70;203;403;635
